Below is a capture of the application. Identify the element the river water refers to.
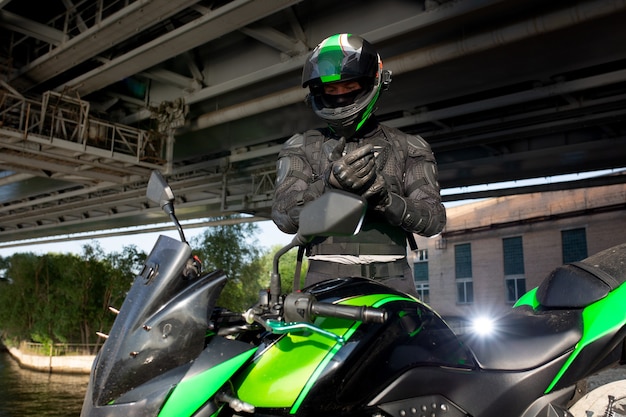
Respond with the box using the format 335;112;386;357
0;351;88;417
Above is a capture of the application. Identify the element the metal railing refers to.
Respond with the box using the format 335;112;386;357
19;341;100;356
0;89;166;164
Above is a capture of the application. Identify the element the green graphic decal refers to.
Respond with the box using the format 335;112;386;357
235;294;411;411
317;33;352;84
290;294;412;414
545;283;626;393
158;348;256;417
514;287;539;309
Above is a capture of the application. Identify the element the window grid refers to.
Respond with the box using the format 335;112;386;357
455;244;472;278
416;282;430;304
562;228;588;263
414;260;429;282
503;236;524;275
505;274;526;303
415;249;428;262
455;243;473;304
503;236;526;303
457;279;473;304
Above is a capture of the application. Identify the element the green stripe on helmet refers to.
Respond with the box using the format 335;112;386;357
316;33;353;84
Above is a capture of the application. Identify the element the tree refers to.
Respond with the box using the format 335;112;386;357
0;252;40;340
258;244;308;294
0;243;144;349
190;217;267;312
74;243;143;348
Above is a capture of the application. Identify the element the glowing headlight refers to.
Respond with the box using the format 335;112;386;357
471;316;496;336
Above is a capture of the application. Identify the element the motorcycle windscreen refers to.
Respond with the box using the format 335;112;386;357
87;235;228;406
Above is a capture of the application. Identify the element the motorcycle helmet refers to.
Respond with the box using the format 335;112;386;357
302;33;391;138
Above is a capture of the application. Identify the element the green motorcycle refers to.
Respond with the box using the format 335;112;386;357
81;171;626;417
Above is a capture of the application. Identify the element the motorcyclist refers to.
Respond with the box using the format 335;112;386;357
271;33;446;295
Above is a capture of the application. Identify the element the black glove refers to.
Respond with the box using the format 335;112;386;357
382;192;434;233
381;192;407;226
326;138;376;194
362;172;390;208
366;174;435;233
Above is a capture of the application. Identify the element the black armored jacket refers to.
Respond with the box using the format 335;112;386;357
271;122;446;256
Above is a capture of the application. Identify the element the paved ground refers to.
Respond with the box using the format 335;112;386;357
587;366;626;390
572;366;626;417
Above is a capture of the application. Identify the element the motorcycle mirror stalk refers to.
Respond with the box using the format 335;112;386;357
147;170;187;243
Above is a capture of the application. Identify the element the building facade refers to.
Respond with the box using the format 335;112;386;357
410;180;626;325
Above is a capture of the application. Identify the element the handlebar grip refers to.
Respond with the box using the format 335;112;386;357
311;302;387;324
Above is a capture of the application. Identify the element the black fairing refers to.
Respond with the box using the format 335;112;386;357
82;235;228;414
293;278;476;415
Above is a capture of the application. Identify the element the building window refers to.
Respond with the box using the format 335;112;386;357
415;249;428;262
455;243;473;304
414;249;429;303
416;281;430;303
562;228;588;263
503;236;526;303
457;279;473;304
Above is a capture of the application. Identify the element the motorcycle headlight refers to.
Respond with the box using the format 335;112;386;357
470;315;497;336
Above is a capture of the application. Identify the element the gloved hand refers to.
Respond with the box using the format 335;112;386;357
361;171;410;227
381;192;408;226
326;137;376;194
362;171;391;208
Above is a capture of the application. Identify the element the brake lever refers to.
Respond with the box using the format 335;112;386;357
265;319;345;344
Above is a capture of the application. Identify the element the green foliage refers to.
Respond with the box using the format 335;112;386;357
0;243;144;346
259;245;308;293
0;220;309;347
190;217;268;312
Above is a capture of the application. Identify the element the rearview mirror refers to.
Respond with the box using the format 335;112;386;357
297;190;366;241
146;171;175;210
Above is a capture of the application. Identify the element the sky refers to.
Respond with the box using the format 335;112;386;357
0;219;293;258
0;169;621;259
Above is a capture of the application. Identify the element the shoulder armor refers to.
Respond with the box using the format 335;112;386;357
283;133;305;149
406;134;432;157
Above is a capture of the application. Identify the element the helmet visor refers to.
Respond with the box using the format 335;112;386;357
302;34;378;87
321;88;365;108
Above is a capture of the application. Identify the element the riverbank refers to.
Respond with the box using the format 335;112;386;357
6;347;94;374
0;352;89;416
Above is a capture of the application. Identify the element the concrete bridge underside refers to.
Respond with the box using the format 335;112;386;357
0;0;625;246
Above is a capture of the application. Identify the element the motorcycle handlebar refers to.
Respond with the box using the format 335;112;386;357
310;301;387;324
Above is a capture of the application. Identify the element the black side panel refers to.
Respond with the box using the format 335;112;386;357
553;327;626;391
80;380;176;417
369;353;572;417
519;387;576;417
292;277;476;416
378;394;468;417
